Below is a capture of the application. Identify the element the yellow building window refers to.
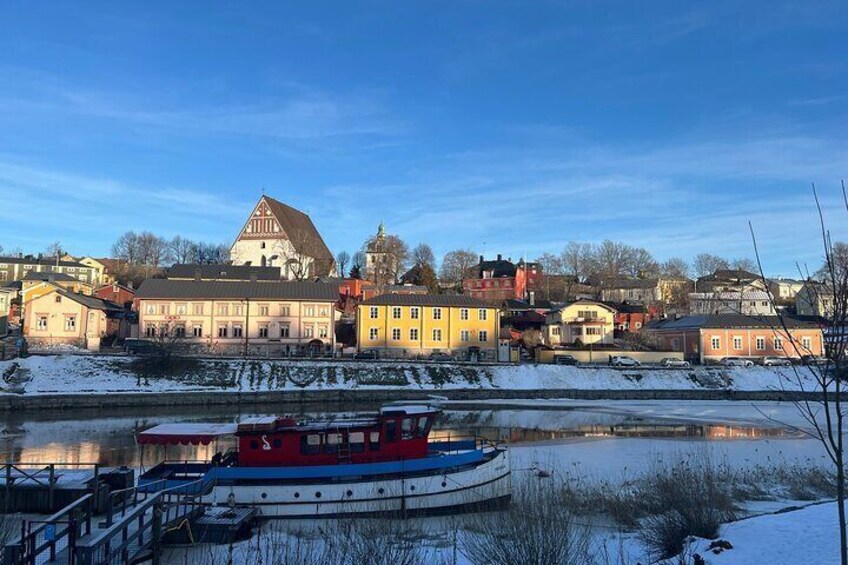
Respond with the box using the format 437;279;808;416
460;308;469;320
479;330;488;342
433;308;442;320
370;307;379;319
478;309;488;321
391;328;401;340
410;307;420;320
410;328;419;340
392;307;402;319
432;328;442;341
369;327;379;340
460;330;470;342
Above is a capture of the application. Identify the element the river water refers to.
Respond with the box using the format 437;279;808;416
0;400;819;474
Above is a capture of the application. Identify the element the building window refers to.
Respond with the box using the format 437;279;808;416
433;308;442;320
55;295;62;303
392;328;401;340
193;325;203;338
174;326;186;338
432;328;442;341
175;303;186;315
586;327;602;336
259;304;269;316
218;325;228;338
479;330;488;342
303;305;315;317
774;337;783;350
733;336;743;350
671;338;680;350
392;307;402;319
37;316;48;330
410;328;419;341
577;310;598;320
259;325;269;338
159;304;169;315
304;326;314;338
280;304;291;317
144;304;155;315
460;308;469;321
318;325;328;338
460;330;470;342
232;325;243;338
478;309;488;321
711;336;721;349
234;304;244;316
552;326;561;336
369;327;379;340
370;307;379;319
65;316;76;331
192;304;203;316
280;325;290;338
756;337;766;351
319;307;328;317
146;325;156;338
802;336;812;351
217;304;229;316
410;307;419;320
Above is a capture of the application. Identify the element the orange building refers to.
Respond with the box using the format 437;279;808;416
644;314;824;364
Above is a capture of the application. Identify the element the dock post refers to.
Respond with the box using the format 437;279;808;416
151;501;163;565
4;464;10;513
48;464;55;510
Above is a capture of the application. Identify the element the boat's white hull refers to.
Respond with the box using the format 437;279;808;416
209;449;511;518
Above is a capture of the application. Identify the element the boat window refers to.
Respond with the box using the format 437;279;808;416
416;416;429;438
349;432;365;453
385;421;397;442
324;433;342;454
369;431;381;451
401;418;413;439
300;434;322;455
250;440;259;450
273;438;282;448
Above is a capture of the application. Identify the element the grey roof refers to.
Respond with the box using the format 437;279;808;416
135;279;339;301
166;263;282;281
54;289;124;312
361;293;495;308
22;272;79;283
647;314;819;331
0;256;90;268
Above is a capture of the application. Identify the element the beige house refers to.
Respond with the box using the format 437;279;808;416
689;291;776;316
768;278;805;303
544;300;616;346
134;279;339;356
600;277;691;308
24;288;125;351
796;281;834;318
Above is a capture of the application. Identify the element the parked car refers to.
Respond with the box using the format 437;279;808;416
429;351;455;362
720;357;754;367
554;354;580;366
660;357;690;368
762;356;791;367
353;349;381;360
801;355;829;366
611;355;640;367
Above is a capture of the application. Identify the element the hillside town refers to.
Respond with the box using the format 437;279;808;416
0;193;833;366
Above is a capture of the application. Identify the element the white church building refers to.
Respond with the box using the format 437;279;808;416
229;196;335;280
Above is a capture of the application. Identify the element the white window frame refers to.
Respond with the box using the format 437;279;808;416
732;336;743;351
410;307;420;320
460;330;470;342
755;336;766;351
391;327;401;341
409;327;419;341
392;306;402;319
479;330;488;342
432;328;442;341
369;327;379;340
478;308;488;321
370;306;379;319
433;308;442;320
711;336;721;349
460;308;469;321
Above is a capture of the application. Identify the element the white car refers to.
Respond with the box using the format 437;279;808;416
762;356;791;367
721;357;754;367
611;355;641;367
660;358;690;368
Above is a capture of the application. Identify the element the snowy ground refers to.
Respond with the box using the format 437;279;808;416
0;354;820;396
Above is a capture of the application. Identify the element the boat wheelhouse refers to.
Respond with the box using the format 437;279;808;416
137;403;511;518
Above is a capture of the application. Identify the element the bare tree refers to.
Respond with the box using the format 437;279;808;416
44;241;63;259
112;231;142;265
167;236;197;265
560;242;594;282
439;248;478;291
750;183;848;565
336;251;351;278
535;252;563;300
730;257;757;272
137;232;168;271
410;243;436;269
195;242;230;265
627;247;660;278
692;253;730;277
660;257;691;279
350;251;366;279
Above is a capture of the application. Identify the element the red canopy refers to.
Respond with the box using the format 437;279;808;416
137;423;238;445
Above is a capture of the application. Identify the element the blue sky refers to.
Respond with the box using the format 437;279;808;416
0;1;846;275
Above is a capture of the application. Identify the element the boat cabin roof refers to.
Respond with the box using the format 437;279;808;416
137;423;237;445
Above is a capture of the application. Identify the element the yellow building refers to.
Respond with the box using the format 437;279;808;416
356;294;500;360
544;299;616;346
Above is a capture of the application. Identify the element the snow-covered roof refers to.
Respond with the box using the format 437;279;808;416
138;423;238;445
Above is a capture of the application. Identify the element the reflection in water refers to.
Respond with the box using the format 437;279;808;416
0;404;802;469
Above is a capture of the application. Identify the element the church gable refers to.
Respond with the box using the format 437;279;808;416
236;197;288;241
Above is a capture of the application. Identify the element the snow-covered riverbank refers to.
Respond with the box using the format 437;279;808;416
0;354;818;397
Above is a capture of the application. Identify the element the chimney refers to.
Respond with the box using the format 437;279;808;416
194;269;201;281
529;291;535;306
479;255;484;264
497;254;502;261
